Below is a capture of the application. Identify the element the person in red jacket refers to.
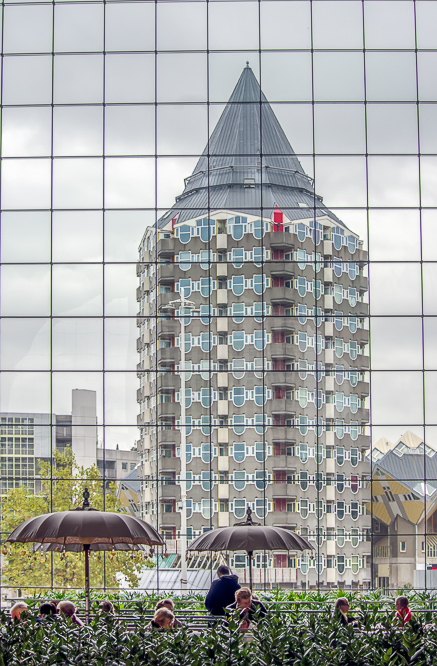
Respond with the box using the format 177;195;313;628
395;596;412;625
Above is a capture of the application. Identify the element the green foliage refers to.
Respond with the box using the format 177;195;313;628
1;605;437;666
1;448;147;594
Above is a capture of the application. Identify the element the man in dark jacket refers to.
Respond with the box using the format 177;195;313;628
205;565;241;616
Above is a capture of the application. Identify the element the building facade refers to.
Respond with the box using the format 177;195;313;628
1;389;139;508
370;432;437;590
137;66;371;588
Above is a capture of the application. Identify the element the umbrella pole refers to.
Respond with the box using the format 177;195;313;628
84;544;90;624
248;551;253;590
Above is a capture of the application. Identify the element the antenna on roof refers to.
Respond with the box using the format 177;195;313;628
246;61;250;67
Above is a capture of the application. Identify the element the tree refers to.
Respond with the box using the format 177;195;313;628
1;447;153;595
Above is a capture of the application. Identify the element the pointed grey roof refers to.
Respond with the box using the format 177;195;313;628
158;65;343;229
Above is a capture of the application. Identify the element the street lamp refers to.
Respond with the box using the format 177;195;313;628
161;290;197;591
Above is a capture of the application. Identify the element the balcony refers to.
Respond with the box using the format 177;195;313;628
157;319;178;337
269;399;296;415
158;265;178;282
157;238;176;257
270;372;295;388
157;348;180;364
269;287;294;305
156;374;180;392
270;317;295;332
268;343;295;359
155;430;180;446
158;401;181;419
266;262;294;277
268;427;296;442
158;485;180;499
159;456;180;473
157;292;178;310
268;232;294;250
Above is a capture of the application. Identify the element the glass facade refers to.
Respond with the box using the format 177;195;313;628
0;0;437;595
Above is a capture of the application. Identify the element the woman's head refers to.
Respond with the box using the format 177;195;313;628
155;599;174;612
335;597;349;614
235;588;252;609
99;601;114;614
153;608;174;629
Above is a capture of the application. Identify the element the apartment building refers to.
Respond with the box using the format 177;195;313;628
137;65;371;588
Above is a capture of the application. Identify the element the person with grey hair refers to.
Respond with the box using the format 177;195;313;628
205;564;241;617
10;602;28;622
58;600;84;627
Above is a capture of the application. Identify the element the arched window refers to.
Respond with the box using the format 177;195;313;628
254;330;267;350
182;333;191;353
186;498;193;518
299;443;308;463
300;499;309;519
349;341;358;360
253;274;266;295
300;471;308;491
350;422;359;440
179;225;191;244
255;498;268;519
335;365;344;385
232;303;245;324
253;219;264;239
234;499;246;519
197;218;214;242
201;415;211;436
255;413;268;435
233;442;246;463
201;498;214;519
232;358;245;379
232;331;245;351
233;415;245;435
200;305;212;326
255;442;267;463
336;501;345;520
335;420;344;439
351;529;359;548
296;223;306;243
351;555;359;574
233;387;245;407
231;275;244;296
200;277;212;297
179;251;191;271
201;471;214;491
351;502;359;520
200;249;211;270
336;446;345;466
233;471;246;491
349;316;357;333
334;312;343;331
254;386;267;406
335;339;344;358
185;443;192;463
201;442;213;463
350;394;359;414
255;470;267;491
232;248;244;268
351;475;358;493
297;276;306;297
253;302;265;322
200;332;213;353
179;278;191;298
298;388;308;409
298;332;307;352
185;471;193;492
337;555;345;575
336;392;344;412
253;246;263;266
299;415;308;436
336;473;345;493
229;216;246;240
298;304;307;325
184;388;192;409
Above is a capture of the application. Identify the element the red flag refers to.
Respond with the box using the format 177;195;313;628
273;206;283;232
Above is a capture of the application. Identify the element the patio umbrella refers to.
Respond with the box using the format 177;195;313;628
188;507;313;590
6;488;165;622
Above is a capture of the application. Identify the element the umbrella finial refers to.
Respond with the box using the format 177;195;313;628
82;488;90;509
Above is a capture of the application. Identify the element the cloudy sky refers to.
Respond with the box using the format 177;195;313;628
0;0;436;449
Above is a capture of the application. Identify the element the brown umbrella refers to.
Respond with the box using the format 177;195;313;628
6;488;164;622
188;507;313;590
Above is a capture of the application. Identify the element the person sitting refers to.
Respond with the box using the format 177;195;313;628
395;596;412;626
226;587;267;630
205;564;241;616
99;601;114;615
58;600;84;627
37;602;57;623
10;602;29;622
155;599;182;628
334;597;355;626
147;608;175;631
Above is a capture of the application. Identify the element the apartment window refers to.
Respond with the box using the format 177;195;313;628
400;541;406;553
